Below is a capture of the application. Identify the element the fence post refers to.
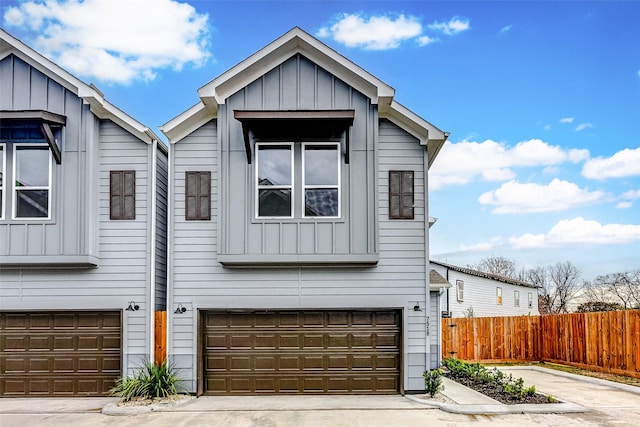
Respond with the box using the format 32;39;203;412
154;311;167;365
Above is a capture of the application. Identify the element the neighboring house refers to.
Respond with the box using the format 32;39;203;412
161;28;449;395
0;29;167;396
430;261;539;318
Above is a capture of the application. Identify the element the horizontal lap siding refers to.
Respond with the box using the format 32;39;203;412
1;121;153;375
171;118;430;392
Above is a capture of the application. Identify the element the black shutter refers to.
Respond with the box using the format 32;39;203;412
186;171;211;220
389;170;414;219
110;170;135;220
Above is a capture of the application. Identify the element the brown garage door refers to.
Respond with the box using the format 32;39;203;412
0;311;122;396
202;310;401;394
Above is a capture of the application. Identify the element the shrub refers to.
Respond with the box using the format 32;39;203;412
423;369;444;397
111;359;181;402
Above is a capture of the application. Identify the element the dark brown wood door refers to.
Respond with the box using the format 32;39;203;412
202;310;401;394
0;311;122;396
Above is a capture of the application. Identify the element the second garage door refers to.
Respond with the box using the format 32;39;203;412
202;310;401;394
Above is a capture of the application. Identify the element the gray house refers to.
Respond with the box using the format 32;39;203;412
0;29;167;396
162;28;449;395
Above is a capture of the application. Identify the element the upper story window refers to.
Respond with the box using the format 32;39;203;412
256;142;340;219
13;144;52;219
389;170;414;219
186;171;211;220
456;280;464;302
514;290;520;307
496;287;503;305
110;170;136;220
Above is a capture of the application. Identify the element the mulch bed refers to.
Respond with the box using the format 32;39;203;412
444;374;551;404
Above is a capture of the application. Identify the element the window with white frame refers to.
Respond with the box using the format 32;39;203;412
496;287;502;305
13;144;51;219
456;280;464;302
528;292;533;308
0;144;5;219
514;290;520;307
256;142;340;218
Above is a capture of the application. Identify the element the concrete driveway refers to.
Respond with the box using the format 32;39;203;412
1;366;639;426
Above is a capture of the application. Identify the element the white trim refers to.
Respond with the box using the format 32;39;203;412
12;143;52;220
1;29;161;145
301;142;341;219
0;143;5;220
149;140;158;363
255;143;294;219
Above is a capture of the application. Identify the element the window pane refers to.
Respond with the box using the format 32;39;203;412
304;146;338;185
16;147;49;187
258;146;291;185
305;189;338;217
258;189;291;216
0;146;3;186
16;190;48;218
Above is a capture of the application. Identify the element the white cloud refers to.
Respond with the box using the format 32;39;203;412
430;138;590;190
428;17;471;35
616;201;633;209
317;13;423;50
417;35;439;46
478;179;605;214
509;217;640;248
544;124;551;130
500;25;512;34
575;123;593;131
559;117;574;124
582;147;640;179
621;189;640;200
318;13;470;50
2;0;210;84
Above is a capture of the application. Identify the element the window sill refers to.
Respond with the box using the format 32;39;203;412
218;253;378;267
0;255;99;268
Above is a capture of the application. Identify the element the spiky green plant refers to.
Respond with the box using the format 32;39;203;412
110;360;181;402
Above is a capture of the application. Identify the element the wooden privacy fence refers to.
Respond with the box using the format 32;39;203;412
442;310;640;378
155;311;167;365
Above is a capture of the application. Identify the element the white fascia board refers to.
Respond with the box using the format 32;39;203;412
160;102;214;143
1;29;158;145
381;101;448;168
197;27;394;107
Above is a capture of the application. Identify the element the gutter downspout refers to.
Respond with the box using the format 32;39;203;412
423;147;430;372
149;139;158;364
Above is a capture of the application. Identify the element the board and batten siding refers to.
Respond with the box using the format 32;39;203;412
169;117;433;392
0;54;98;261
0;119;157;375
218;54;376;260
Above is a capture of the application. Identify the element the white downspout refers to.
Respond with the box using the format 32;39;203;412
423;146;430;371
149;139;158;364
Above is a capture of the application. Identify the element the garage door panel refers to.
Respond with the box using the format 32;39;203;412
0;311;122;396
202;310;401;394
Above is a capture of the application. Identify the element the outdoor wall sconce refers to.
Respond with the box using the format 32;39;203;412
413;302;422;312
126;301;140;311
174;304;187;314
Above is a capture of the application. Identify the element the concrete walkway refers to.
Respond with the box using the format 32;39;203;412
1;366;639;426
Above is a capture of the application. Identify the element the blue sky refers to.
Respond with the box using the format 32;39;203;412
2;0;639;280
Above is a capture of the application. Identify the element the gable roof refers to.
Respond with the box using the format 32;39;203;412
0;29;161;145
430;260;539;289
161;27;448;166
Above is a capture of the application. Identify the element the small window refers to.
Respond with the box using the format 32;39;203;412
389;170;414;219
303;144;340;217
256;144;293;218
456;280;464;302
514;290;520;307
14;144;51;219
496;287;502;305
0;144;5;219
528;292;533;309
110;170;135;220
186;171;211;220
